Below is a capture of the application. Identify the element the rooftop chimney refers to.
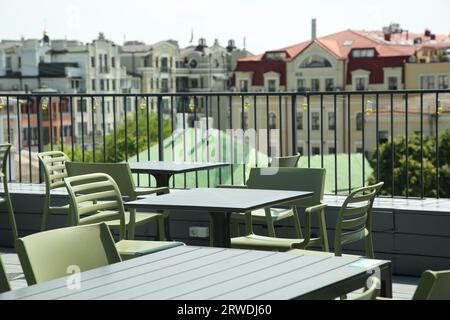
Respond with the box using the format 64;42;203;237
311;19;317;40
384;33;391;42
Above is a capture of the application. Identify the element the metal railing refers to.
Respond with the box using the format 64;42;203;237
0;89;448;199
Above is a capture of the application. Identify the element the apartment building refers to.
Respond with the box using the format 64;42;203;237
232;23;450;157
0;32;140;148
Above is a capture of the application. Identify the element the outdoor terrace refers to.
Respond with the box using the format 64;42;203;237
0;89;449;300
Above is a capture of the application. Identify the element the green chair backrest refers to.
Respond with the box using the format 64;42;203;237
16;222;121;286
334;182;384;257
64;173;127;239
271;153;300;168
65;162;136;199
246;167;325;207
0;255;11;293
37;151;71;192
413;270;450;300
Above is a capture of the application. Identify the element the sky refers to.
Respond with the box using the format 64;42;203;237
1;0;450;54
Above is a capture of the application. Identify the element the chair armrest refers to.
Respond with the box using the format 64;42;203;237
304;202;328;215
216;184;248;189
134;187;170;197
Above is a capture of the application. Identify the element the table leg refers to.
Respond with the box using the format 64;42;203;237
153;173;173;240
209;212;231;248
380;263;393;298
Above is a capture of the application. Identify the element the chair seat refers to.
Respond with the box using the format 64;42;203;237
231;234;306;251
80;211;164;227
231;207;294;222
115;240;185;260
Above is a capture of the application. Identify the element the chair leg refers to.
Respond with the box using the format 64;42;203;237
5;196;18;241
265;209;276;237
293;210;304;239
127;209;137;240
158;217;166;241
365;233;375;259
41;206;50;231
231;220;240;237
318;210;330;252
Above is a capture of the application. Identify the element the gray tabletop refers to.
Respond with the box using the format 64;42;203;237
125;188;313;213
129;161;229;175
0;246;390;300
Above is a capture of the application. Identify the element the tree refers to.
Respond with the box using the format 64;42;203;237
58;111;172;163
368;129;450;198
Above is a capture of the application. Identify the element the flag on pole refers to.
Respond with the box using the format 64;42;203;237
189;28;194;44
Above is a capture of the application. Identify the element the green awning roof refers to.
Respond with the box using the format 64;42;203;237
128;128;373;194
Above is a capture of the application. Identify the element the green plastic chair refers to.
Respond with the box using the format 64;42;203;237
271;153;300;167
16;222;121;285
64;172;184;260
65;162;169;240
0;144;18;241
334;182;384;259
349;277;381;300
0;255;11;293
228;168;329;252
412;270;450;300
37;151;72;230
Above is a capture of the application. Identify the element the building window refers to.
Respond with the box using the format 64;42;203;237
312;147;320;155
311;112;320;130
328;112;336;130
296;113;303;130
299;55;332;68
111;57;115;68
112;80;116;91
71;80;79;89
77;99;87;112
352;49;375;58
267;79;277;92
269;112;277;129
356;147;364;154
161;79;169;92
388;77;399;90
100;80;105;91
420;75;435;89
190;78;198;89
18;57;22;69
98;54;103;71
325;79;334;91
239;80;249;92
329;146;336;154
356;112;363;131
92;79;96;91
297;78;306;91
5;57;12;70
104;54;108;70
355;77;368;91
107;79;110;91
91;56;95;68
297;146;304;156
311;79;320;92
438;75;449;89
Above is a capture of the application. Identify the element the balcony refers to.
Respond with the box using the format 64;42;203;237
0;89;449;300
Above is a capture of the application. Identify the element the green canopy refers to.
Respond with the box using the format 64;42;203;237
128;128;373;194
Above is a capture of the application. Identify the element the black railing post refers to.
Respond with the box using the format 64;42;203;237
157;95;164;161
291;94;297;155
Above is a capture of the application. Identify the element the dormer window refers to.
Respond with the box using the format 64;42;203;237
265;52;287;61
299;55;332;68
352;49;375;58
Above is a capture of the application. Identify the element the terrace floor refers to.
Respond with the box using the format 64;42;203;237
0;248;418;299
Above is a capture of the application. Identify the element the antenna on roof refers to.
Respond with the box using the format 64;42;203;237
243;37;246;50
312;18;317;40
